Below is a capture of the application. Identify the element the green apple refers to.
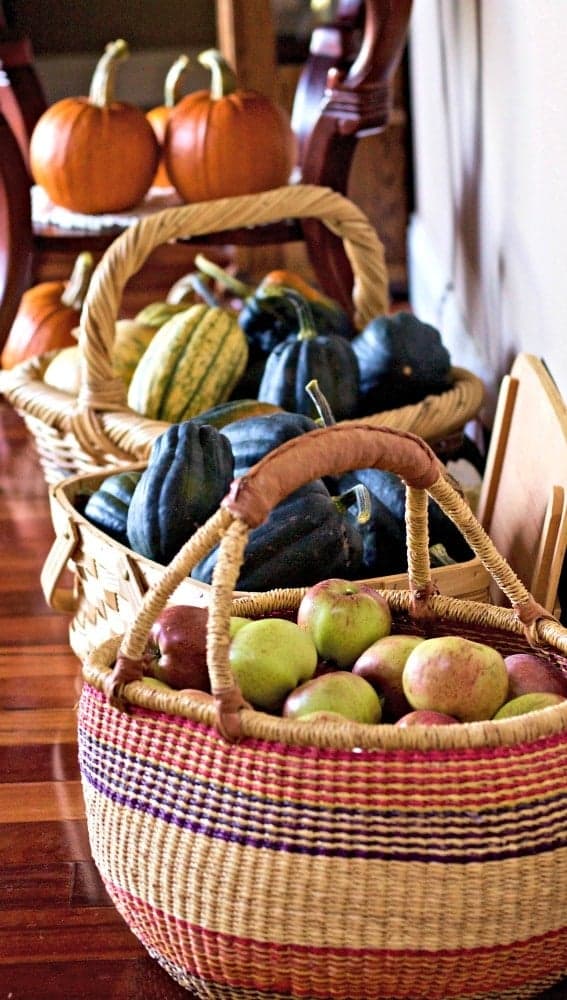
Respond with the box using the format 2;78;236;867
297;578;392;668
353;634;424;721
282;670;382;724
493;692;566;719
402;635;509;722
229;616;253;638
229;617;318;713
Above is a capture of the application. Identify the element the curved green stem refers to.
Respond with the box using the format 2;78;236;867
89;38;129;107
261;286;318;342
60;252;94;310
305;379;336;426
194;253;253;299
333;484;372;525
198;48;238;100
164;53;190;107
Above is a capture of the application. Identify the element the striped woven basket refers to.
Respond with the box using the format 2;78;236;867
80;423;567;1000
0;184;485;488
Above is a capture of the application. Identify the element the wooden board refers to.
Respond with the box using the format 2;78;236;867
477;353;567;614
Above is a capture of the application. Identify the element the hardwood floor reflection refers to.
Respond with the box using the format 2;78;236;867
0;398;189;998
1;395;566;999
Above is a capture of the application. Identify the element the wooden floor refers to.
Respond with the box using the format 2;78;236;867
1;393;566;999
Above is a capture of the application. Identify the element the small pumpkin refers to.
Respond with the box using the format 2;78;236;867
126;421;234;564
146;54;190;188
257;289;360;421
29;39;159;214
164;48;296;202
1;252;93;370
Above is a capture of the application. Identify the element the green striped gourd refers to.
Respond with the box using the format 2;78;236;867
112;319;156;386
127;303;248;422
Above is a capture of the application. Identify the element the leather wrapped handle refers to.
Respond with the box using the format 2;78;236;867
222;422;441;529
105;423;544;733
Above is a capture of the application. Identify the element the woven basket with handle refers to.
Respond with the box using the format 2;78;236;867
1;184;484;487
79;422;567;1000
41;448;491;662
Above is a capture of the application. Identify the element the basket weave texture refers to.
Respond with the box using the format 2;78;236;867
1;184;484;487
80;423;567;1000
42;453;490;662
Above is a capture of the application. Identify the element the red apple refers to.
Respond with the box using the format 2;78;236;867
297;578;392;668
396;709;459;727
504;652;567;699
402;635;509;722
353;634;424;721
143;604;210;692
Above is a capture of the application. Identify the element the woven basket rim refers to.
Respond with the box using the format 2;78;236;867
2;356;485;444
83;594;567;754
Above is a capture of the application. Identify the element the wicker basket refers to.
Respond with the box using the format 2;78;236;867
42;447;491;662
1;184;485;487
80;422;567;1000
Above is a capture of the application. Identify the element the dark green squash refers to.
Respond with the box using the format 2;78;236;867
83;470;142;545
336;466;473;565
194;253;355;356
351;311;454;414
257;289;360;421
220;410;319;479
126;421;234;564
191;479;364;590
335;475;408;576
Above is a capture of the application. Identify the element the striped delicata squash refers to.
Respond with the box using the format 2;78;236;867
127;303;248;422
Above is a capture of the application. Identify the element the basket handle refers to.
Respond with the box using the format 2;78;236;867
105;422;552;736
72;184;389;459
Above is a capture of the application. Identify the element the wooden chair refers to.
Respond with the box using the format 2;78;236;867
0;112;32;346
0;1;413;351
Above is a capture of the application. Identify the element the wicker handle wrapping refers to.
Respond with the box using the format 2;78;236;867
106;423;552;734
75;184;389;416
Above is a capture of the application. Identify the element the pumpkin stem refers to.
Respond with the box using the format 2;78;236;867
197;48;238;100
429;542;457;566
89;38;129;108
261;286;318;342
60;252;95;310
305;378;336;426
195;253;253;299
332;484;372;525
164;53;190;107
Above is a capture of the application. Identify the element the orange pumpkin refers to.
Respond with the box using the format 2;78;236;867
1;252;93;370
146;54;190;188
164;48;296;203
29;39;159;214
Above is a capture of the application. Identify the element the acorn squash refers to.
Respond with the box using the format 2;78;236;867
194;253;355;355
126;421;234;564
83;470;142;545
352;311;454;414
220;410;319;479
191;479;364;591
257;290;359;421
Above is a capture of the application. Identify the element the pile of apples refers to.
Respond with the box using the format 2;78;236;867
139;579;567;726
